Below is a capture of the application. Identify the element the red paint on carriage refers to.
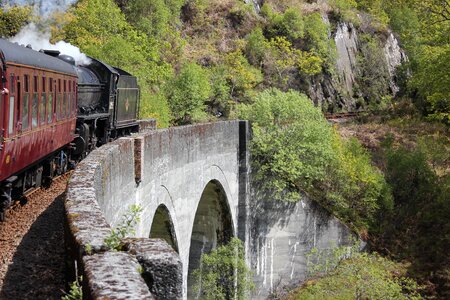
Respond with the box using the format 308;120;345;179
0;45;78;183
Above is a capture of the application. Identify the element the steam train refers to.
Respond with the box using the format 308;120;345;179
0;38;140;221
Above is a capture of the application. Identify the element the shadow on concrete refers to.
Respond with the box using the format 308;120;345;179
0;194;67;300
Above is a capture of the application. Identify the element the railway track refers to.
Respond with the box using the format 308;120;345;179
0;172;71;299
324;111;361;120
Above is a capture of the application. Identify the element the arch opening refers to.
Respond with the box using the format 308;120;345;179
187;180;233;298
149;204;178;252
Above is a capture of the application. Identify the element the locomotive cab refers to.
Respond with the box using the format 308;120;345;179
72;58;139;159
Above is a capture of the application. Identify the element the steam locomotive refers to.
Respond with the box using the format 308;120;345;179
0;38;140;221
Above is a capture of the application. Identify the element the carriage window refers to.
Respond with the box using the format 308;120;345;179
40;77;46;125
9;96;14;135
48;78;53;123
24;75;29;93
32;76;38;127
63;80;67;118
73;81;76;114
8;74;15;135
68;80;71;117
10;74;15;94
22;75;30;130
57;79;62;120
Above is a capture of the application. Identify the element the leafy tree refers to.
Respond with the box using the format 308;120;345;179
59;0;173;127
240;89;390;229
355;35;390;106
239;89;335;202
373;140;450;298
245;28;267;66
264;6;304;42
304;13;336;71
167;62;211;125
264;36;323;87
295;248;423;300
119;0;184;63
223;50;262;100
193;238;254;300
0;5;32;38
323;135;392;229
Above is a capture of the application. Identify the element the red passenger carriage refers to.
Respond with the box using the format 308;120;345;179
0;39;78;220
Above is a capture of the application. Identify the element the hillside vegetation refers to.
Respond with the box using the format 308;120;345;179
1;0;449;299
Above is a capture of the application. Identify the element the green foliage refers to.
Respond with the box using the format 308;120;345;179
245;28;267;66
122;0;183;38
355;34;390;106
263;36;323;87
120;0;184;63
354;0;450;123
239;89;334;202
139;89;171;128
323;134;392;228
269;8;304;41
193;238;254;300
373;138;450;297
295;248;423;300
104;205;143;251
240;89;390;229
304;13;336;71
167;63;212;125
59;0;173;127
0;5;32;38
356;0;390;28
223;50;263;100
328;0;358;23
61;276;82;300
411;45;450;123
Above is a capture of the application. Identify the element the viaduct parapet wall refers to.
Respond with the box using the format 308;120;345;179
65;121;249;299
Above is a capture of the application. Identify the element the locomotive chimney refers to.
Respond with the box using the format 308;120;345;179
40;49;61;57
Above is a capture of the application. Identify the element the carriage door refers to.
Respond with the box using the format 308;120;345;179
0;50;6;152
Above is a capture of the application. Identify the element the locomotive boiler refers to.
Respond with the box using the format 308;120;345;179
0;38;140;221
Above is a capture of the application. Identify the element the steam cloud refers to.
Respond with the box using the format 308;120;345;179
2;0;77;16
9;24;91;66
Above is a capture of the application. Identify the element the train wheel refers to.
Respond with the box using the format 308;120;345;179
0;211;4;222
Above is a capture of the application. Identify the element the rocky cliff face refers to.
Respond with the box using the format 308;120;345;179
308;20;407;112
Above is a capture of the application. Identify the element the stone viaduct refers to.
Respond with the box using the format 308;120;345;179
65;120;353;299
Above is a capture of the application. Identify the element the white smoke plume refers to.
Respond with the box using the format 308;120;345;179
2;0;77;16
9;23;91;65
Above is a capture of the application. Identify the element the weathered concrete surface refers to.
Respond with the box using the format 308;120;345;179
96;121;246;297
124;238;182;299
250;197;354;298
66;121;248;299
83;252;154;300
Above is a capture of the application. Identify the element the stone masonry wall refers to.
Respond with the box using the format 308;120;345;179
65;126;183;299
65;121;247;299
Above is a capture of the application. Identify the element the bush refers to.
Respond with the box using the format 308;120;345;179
193;238;254;300
240;89;391;230
355;34;390;106
245;28;267;66
167;63;212;125
304;13;336;71
239;89;335;202
266;8;304;42
324;135;392;228
294;248;423;300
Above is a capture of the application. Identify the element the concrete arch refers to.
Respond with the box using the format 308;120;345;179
187;179;234;298
149;204;179;252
